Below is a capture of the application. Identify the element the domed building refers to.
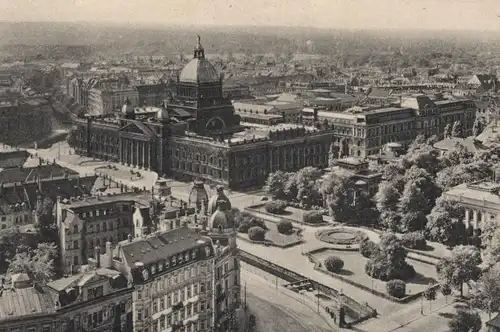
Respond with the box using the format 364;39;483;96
72;35;333;191
168;36;242;135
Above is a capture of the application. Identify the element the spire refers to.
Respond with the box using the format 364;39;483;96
194;35;205;59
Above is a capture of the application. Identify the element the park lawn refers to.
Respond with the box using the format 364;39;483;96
311;249;439;298
241;221;302;247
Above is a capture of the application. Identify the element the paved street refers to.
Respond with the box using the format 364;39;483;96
241;265;334;332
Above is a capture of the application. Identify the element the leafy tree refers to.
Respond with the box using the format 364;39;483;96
436;162;490;190
288;167;323;205
403;166;442;212
483;227;500;267
398;182;428;231
452;120;462;138
8;242;57;284
425;197;466;246
448;309;481;332
442;142;474;167
470;263;500;316
0;226;27;271
379;210;401;232
365;233;415;281
436;245;482;297
264;171;290;200
401;136;443;176
375;181;401;213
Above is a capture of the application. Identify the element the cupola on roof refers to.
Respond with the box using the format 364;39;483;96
179;36;220;84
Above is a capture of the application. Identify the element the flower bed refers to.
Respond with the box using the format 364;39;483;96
316;228;368;245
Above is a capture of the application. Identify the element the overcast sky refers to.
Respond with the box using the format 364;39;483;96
1;0;499;31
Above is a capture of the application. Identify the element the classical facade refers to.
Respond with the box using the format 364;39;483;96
304;94;476;158
71;37;333;190
443;180;500;232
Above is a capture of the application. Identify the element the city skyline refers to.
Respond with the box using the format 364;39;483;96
1;0;500;31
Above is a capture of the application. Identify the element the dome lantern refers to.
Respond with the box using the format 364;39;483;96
178;35;219;84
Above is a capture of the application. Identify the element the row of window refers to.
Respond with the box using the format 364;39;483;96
138;315;206;332
139;264;211;297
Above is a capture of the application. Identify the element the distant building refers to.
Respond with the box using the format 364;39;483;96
0;162;96;230
303;94;476;158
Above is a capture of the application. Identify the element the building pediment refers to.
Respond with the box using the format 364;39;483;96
120;121;154;138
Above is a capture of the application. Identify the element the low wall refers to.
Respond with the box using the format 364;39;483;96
306;250;441;304
238;249;376;325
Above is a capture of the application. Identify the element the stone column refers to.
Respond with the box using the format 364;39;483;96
142;142;146;168
136;141;140;168
473;210;478;229
147;144;151;170
464;209;470;228
120;139;124;164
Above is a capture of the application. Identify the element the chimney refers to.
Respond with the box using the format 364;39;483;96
95;246;101;268
105;241;113;268
127;234;133;242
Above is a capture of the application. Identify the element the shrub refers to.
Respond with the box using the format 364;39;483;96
248;226;266;241
386;279;406;298
303;211;324;224
324;256;344;273
265;200;287;214
277;220;294;234
238;215;268;233
359;239;379;258
401;232;427;250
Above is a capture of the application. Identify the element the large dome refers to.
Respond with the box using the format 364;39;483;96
179;35;220;84
179;58;219;84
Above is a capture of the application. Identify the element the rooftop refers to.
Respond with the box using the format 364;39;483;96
60;191;151;209
0;164;79;184
0;286;54;321
120;226;212;268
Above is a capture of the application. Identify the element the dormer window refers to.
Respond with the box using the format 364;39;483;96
159;262;164;272
151;265;156;275
178;254;183;264
165;259;170;268
192;251;196;259
185;252;190;262
172;256;176;266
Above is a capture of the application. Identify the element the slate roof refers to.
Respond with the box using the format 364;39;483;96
0;286;55;321
0;164;78;184
120;226;211;267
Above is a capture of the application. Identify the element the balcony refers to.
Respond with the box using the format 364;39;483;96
172;301;184;312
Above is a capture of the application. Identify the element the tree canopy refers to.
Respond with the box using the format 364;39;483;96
8;242;57;284
436;245;482;296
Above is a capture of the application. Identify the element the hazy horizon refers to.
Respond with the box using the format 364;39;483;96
1;0;500;31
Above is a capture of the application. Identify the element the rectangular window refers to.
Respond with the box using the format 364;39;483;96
153;300;158;313
160;298;165;311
